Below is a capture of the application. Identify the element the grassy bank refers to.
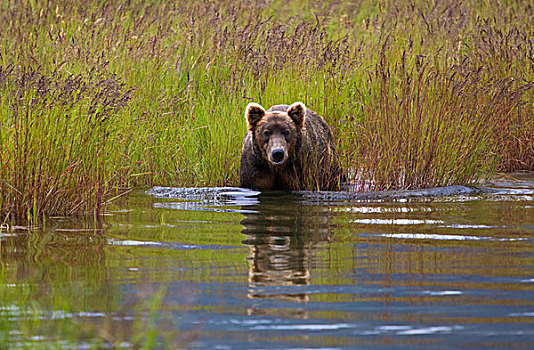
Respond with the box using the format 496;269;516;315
1;0;532;220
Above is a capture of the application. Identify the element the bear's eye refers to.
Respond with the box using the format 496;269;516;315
263;130;271;137
282;129;292;140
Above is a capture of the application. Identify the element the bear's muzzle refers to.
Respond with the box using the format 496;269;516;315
271;148;285;165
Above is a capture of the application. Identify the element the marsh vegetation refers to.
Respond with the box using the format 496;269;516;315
1;0;532;220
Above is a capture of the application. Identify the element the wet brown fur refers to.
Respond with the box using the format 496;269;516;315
239;102;344;191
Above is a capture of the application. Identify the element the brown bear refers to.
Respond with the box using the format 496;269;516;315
239;102;344;191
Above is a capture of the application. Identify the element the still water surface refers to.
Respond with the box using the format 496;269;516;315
1;174;533;349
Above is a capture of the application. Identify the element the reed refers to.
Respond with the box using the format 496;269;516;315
0;68;132;220
0;0;532;220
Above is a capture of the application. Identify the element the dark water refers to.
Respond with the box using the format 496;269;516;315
1;173;534;349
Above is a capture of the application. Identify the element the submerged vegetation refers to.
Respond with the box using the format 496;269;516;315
0;0;532;220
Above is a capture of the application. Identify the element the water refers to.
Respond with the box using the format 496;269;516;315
1;173;533;349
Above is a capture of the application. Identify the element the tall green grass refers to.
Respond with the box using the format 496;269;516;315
0;68;131;219
1;0;532;220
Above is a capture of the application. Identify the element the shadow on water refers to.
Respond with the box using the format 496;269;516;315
240;193;335;309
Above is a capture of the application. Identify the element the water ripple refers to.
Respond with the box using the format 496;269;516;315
368;233;529;241
251;323;355;331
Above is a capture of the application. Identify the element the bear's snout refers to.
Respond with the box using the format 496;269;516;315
271;149;285;164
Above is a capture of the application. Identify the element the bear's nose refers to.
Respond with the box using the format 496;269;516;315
271;149;285;164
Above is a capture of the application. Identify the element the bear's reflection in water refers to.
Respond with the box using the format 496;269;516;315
240;194;335;316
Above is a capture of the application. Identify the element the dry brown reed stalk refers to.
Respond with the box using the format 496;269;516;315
351;39;533;191
463;20;534;171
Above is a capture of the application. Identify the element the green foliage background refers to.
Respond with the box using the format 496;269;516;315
1;0;532;219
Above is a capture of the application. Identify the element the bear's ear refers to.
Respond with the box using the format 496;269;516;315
245;103;265;130
287;102;306;130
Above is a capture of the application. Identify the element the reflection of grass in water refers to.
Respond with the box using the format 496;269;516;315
0;283;197;349
0;224;205;348
0;0;532;220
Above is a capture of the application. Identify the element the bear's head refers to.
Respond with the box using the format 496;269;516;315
245;102;306;168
